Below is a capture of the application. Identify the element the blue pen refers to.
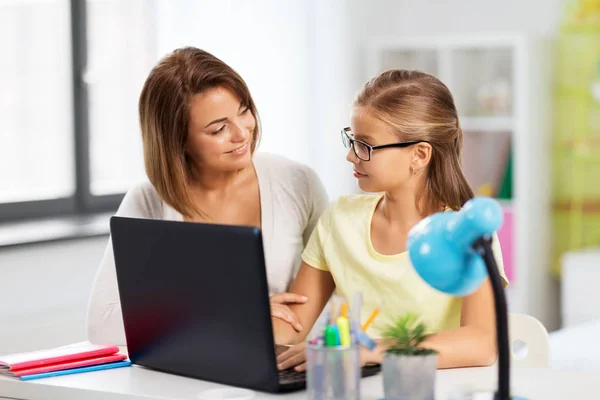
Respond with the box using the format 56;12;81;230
331;325;341;346
350;292;363;345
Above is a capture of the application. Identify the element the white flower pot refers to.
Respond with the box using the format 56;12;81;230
382;353;437;400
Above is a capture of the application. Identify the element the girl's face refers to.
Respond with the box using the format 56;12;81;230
345;107;424;193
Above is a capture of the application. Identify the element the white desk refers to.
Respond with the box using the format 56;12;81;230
0;364;597;400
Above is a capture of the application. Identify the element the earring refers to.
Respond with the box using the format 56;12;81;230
412;166;418;175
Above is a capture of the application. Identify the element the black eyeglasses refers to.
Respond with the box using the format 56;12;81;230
341;127;426;161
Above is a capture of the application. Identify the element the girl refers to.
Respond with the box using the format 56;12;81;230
273;69;508;370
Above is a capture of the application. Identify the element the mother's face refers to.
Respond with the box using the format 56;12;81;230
185;87;256;174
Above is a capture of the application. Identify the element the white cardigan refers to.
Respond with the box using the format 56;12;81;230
86;152;329;345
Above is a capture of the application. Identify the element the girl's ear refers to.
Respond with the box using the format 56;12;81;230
412;142;432;170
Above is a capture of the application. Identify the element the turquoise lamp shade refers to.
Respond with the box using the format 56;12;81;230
407;197;504;296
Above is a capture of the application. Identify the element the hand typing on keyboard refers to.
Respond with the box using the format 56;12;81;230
277;342;308;371
276;341;382;372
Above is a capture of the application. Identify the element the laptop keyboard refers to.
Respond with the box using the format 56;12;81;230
278;368;306;385
277;363;381;387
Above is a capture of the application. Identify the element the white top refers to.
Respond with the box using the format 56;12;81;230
86;152;329;345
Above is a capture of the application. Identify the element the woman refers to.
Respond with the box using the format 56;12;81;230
274;69;508;371
86;47;328;345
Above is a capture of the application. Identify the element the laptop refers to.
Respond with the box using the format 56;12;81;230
110;216;380;393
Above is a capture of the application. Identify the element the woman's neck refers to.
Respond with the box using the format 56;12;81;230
184;162;259;223
189;163;253;194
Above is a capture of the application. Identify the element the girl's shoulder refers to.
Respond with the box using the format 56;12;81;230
322;193;382;222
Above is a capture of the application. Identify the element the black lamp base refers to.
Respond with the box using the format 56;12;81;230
446;389;527;400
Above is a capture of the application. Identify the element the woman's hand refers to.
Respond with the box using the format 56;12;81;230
270;292;307;332
276;342;383;372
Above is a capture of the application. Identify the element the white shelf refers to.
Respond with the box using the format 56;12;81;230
460;116;514;132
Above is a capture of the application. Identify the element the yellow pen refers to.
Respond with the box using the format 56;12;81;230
340;302;348;318
361;308;380;332
336;316;351;346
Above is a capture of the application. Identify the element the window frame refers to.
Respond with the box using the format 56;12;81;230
0;0;124;223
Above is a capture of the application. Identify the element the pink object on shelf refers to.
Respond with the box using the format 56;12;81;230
497;205;514;283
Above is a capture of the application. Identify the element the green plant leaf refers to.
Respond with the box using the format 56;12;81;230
381;313;438;356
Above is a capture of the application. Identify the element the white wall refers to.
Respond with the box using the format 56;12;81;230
352;0;563;38
156;0;312;167
0;237;107;355
306;0;359;199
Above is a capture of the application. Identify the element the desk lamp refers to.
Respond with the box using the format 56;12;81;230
407;197;511;400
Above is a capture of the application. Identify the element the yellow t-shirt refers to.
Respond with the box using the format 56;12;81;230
301;194;508;338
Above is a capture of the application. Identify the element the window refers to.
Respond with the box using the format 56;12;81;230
0;0;74;205
0;0;156;222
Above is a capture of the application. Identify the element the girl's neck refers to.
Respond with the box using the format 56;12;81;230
378;190;424;231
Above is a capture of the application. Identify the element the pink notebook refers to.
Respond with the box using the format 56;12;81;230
0;343;121;372
3;354;127;378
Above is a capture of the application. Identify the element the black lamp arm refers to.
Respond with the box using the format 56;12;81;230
472;235;510;400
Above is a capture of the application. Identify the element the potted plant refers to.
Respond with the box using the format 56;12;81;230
381;313;438;400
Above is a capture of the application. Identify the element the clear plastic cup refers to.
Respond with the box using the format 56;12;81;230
306;343;360;400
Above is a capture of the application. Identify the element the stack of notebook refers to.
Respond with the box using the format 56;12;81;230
0;343;131;380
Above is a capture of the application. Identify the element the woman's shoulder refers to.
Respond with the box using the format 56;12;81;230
116;181;164;219
127;180;159;197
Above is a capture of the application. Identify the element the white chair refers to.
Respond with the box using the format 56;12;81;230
508;312;550;368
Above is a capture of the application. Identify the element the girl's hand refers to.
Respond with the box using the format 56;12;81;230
276;342;383;372
276;342;307;371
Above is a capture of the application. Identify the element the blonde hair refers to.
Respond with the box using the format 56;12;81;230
355;69;474;214
138;47;261;218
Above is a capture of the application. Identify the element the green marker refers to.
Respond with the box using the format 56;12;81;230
324;325;340;347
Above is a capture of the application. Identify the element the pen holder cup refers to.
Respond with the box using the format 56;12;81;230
306;343;360;400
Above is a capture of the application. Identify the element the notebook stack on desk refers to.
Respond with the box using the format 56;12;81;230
0;342;130;380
